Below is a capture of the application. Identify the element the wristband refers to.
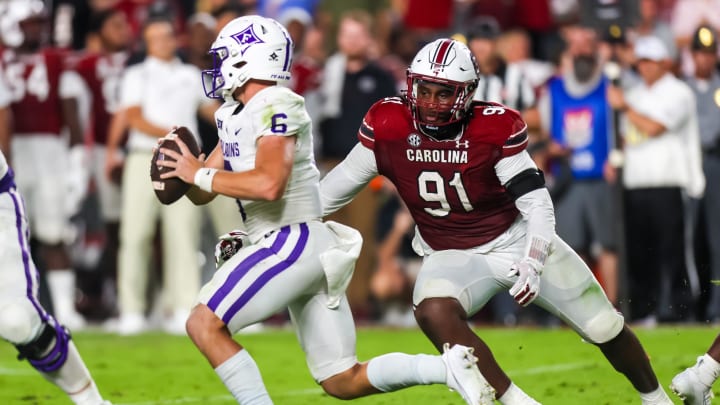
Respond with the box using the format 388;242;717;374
524;235;550;271
194;168;218;192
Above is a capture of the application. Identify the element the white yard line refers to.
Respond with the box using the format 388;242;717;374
114;389;325;405
0;366;34;376
509;361;595;376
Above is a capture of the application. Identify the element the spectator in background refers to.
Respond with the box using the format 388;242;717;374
607;35;705;324
671;0;720;76
211;3;250;32
392;0;454;44
537;25;620;306
496;29;555;95
64;7;132;319
684;25;720;323
598;24;641;89
467;17;536;115
0;0;88;330
109;17;217;335
377;25;420;93
316;9;397;314
631;0;678;63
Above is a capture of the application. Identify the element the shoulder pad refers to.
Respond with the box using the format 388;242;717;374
358;96;408;148
467;103;528;157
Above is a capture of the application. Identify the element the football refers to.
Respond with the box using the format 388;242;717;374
150;126;201;205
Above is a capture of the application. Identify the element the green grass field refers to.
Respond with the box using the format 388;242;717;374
0;325;716;404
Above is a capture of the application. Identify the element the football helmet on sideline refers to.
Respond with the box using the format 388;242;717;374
406;38;479;139
202;15;293;101
0;0;47;48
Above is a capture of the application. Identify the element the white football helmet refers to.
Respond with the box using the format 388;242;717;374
202;15;293;101
0;0;46;48
406;39;479;138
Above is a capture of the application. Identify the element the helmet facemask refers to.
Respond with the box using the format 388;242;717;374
406;73;476;139
202;46;231;100
405;39;479;140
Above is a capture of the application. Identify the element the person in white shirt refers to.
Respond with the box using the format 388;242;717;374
159;15;493;405
110;17;219;335
607;35;705;324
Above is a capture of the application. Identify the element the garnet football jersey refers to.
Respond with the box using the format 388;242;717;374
359;97;528;250
67;51;127;145
0;48;67;136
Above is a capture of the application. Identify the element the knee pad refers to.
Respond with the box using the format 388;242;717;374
15;317;72;373
580;307;624;344
0;300;43;344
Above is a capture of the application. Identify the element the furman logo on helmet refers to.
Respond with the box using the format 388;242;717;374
231;26;263;46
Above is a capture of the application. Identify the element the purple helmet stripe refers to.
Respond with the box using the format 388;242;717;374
270;18;292;73
221;223;309;324
206;225;292;311
9;189;46;321
283;37;291;72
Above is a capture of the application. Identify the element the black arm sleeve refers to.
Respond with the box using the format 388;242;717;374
504;169;545;200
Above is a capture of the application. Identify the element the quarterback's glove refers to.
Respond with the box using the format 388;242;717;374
214;229;249;268
507;260;541;307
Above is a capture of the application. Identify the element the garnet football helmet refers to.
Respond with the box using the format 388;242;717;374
0;0;46;48
202;15;293;101
406;38;479;139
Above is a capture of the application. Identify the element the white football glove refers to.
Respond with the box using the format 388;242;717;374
507;260;542;307
214;229;249;268
65;145;90;216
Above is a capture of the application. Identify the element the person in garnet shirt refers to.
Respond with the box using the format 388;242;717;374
319;38;674;404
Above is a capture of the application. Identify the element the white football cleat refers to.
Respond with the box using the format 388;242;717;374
671;364;713;405
442;343;496;405
108;313;147;336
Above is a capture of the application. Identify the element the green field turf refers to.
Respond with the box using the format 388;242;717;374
0;325;716;404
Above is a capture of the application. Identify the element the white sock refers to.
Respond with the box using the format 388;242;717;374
695;353;720;386
215;349;272;404
497;382;540;404
46;270;77;318
41;341;104;405
639;386;673;404
366;353;446;392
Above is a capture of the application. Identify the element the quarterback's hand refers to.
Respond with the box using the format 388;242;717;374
214;229;248;268
157;137;206;184
507;261;541;307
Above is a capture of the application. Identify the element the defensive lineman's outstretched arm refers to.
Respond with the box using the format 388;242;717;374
495;151;556;306
319;142;379;215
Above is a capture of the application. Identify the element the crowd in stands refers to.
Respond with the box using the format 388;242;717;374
1;0;719;332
